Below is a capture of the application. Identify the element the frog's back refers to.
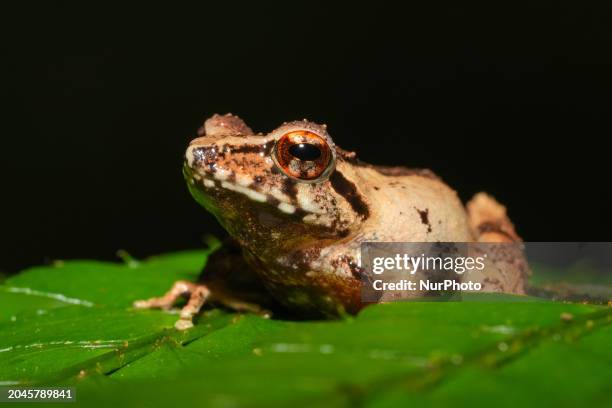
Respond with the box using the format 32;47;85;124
338;161;474;243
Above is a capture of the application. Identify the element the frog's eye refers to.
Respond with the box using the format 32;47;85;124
273;130;335;182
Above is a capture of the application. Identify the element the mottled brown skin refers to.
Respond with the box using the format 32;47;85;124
135;113;529;329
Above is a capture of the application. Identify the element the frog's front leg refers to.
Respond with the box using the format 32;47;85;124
134;240;276;330
134;280;210;330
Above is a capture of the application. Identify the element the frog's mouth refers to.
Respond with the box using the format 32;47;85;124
183;162;304;217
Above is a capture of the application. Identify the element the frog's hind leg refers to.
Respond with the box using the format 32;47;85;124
467;192;520;243
466;192;530;295
133;280;210;330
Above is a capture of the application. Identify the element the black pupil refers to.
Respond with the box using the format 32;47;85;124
288;143;321;161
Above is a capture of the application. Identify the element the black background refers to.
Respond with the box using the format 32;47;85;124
2;2;611;273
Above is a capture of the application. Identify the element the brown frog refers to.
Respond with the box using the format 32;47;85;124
134;113;529;329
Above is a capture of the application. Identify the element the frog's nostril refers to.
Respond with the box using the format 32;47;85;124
187;146;219;172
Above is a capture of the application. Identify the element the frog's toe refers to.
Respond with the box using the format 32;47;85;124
174;285;211;330
174;318;194;330
133;298;172;310
133;299;154;309
133;280;193;310
133;280;211;324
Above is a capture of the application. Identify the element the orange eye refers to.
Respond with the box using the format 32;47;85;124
273;130;335;181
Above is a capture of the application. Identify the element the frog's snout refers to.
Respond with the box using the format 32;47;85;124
185;144;221;177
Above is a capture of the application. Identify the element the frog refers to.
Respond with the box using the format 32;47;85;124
134;113;529;330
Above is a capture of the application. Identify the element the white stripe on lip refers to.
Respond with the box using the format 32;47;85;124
221;181;267;202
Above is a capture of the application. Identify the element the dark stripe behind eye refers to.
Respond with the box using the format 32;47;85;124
329;171;370;219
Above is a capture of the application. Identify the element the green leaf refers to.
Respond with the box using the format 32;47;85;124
0;250;610;407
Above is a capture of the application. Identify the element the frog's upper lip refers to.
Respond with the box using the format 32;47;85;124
185;165;303;216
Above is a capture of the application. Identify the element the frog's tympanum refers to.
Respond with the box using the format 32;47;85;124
135;114;529;329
